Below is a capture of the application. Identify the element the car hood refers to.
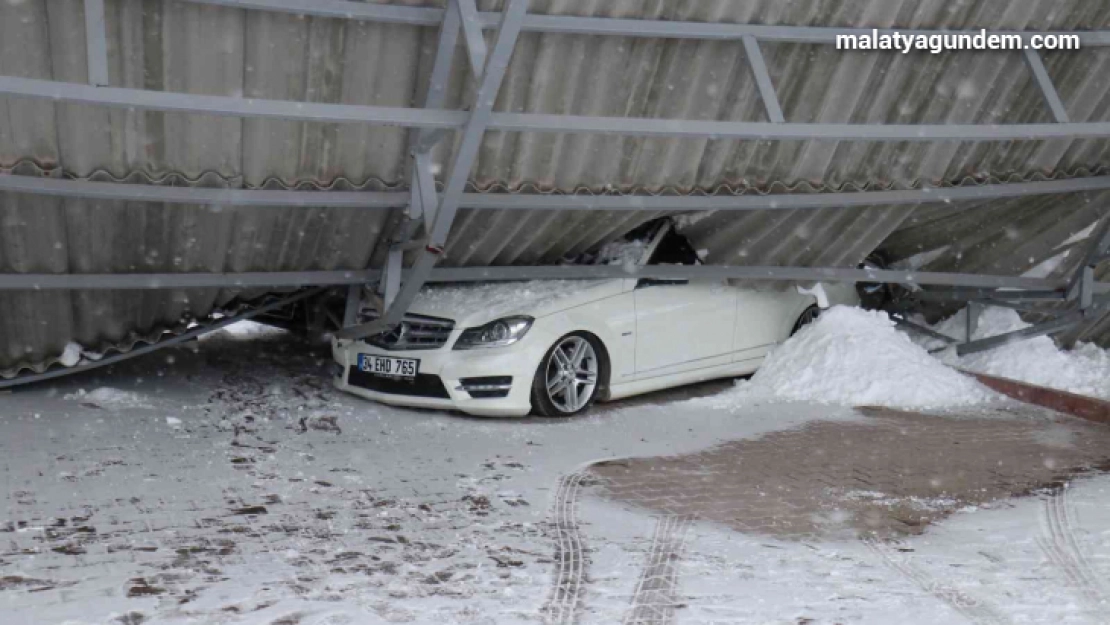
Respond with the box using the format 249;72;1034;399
407;279;622;328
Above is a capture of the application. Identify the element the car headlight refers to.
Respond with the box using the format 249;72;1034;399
453;316;534;350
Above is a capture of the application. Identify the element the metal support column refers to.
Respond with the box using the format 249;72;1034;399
337;0;531;340
375;2;463;312
965;301;978;343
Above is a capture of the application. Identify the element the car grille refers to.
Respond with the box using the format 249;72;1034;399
361;312;455;351
347;367;451;399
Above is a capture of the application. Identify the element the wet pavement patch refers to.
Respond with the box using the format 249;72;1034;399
588;407;1110;539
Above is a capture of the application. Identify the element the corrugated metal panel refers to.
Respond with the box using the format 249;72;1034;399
877;189;1110;347
3;0;1110;375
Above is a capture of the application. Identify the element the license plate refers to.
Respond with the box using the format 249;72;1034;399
357;354;419;379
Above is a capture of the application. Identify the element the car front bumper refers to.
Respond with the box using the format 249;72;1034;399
332;337;545;417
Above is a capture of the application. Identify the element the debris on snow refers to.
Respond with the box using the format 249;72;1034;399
297;413;342;434
842;489;959;512
726;306;995;409
926;306;1110;400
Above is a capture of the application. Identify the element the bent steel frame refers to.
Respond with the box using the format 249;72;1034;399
338;0;531;340
2;0;1110;349
0;288;326;389
5;265;1107;294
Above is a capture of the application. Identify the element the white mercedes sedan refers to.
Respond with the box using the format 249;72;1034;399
332;220;858;417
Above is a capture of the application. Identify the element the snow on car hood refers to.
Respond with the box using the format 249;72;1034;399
409;280;616;326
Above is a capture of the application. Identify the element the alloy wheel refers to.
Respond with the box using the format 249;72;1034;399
544;336;599;413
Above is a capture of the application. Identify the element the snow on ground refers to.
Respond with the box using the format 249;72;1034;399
922;306;1110;400
716;306;997;409
62;387;155;409
0;335;846;625
581;475;1110;625
3;327;1109;624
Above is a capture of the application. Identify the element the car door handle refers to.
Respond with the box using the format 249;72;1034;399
636;278;689;289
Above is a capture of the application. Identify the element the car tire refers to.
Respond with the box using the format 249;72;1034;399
530;332;608;417
791;305;821;336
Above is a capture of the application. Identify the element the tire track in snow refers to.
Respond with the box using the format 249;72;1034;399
543;472;588;624
863;537;1005;625
1037;484;1109;608
623;514;692;625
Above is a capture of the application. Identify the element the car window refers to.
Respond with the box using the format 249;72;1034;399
647;228;701;266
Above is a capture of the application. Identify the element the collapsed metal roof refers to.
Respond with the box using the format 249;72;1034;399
2;0;1110;380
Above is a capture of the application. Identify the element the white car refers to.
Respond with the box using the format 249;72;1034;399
332;221;858;417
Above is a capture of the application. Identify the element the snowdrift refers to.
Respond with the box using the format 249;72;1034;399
731;306;995;409
931;307;1110;400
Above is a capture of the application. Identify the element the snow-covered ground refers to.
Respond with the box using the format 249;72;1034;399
2;329;1109;624
722;306;997;409
921;306;1110;400
582;478;1110;624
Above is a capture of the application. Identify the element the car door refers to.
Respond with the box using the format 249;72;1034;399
732;286;812;360
634;278;737;377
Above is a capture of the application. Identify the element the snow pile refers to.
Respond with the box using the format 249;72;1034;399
64;387;154;409
58;342;83;367
930;307;1110;400
204;320;287;340
728;306;995;409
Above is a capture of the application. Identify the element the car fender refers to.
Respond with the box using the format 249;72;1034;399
783;283;862;337
529;302;633;389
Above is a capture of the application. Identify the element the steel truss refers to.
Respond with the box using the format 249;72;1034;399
0;0;1105;348
947;212;1110;356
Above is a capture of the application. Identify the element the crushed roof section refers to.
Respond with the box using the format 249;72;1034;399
2;0;1110;372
